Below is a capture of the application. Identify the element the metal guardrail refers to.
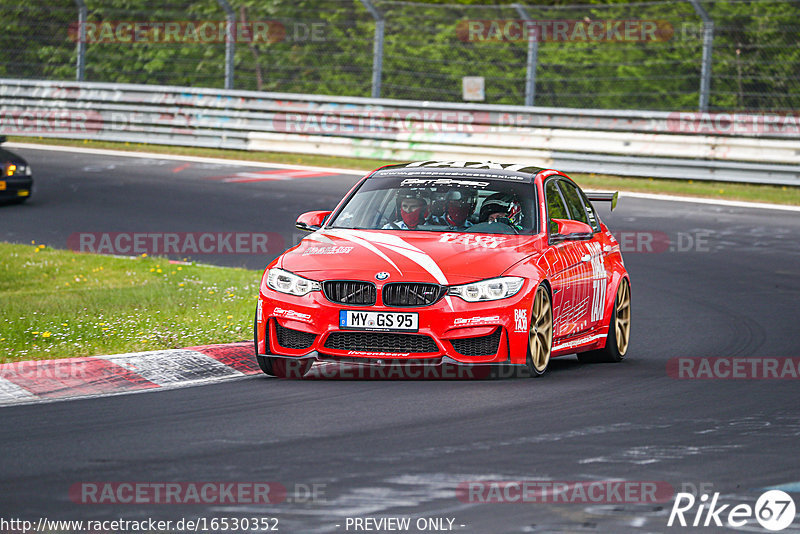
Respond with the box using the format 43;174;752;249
1;79;799;186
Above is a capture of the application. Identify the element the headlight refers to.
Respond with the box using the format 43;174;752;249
448;276;524;302
4;163;31;176
266;268;321;296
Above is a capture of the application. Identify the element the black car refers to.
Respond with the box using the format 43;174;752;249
0;136;33;203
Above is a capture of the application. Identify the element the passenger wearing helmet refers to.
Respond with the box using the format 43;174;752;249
383;192;430;230
431;190;475;229
479;192;524;231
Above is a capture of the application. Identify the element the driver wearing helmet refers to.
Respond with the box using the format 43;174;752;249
431;190;475;229
479;192;524;231
383;192;430;230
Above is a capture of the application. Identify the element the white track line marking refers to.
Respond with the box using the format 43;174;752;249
8;142;799;212
6;142;365;175
621;191;800;212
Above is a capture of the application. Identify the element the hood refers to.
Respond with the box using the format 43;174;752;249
280;229;544;285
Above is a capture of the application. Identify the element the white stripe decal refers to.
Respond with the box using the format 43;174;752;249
324;230;402;273
337;230;450;285
304;232;336;245
330;230;455;311
553;333;607;352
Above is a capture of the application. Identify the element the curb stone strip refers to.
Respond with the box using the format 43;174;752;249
0;342;260;407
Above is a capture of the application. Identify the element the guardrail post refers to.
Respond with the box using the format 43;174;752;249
513;4;538;107
688;0;714;111
359;0;384;99
216;0;236;90
74;0;87;81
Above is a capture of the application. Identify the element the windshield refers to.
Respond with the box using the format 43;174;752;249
328;174;537;235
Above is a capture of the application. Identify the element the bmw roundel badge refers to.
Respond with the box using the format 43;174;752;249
375;272;390;281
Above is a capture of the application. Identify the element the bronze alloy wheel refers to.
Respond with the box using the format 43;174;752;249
615;278;631;356
527;284;553;376
577;277;631;364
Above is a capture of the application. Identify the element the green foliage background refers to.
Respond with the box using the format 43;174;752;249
1;0;797;110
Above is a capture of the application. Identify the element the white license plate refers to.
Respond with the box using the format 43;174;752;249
339;310;418;331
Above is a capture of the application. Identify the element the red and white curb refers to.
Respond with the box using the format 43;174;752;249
0;342;261;407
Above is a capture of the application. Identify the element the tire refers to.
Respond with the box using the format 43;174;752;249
526;283;553;377
1;197;28;205
578;278;631;364
254;312;276;376
254;315;312;378
270;358;312;379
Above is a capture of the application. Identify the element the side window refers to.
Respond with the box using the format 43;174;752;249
545;180;569;235
577;188;601;232
558;181;590;226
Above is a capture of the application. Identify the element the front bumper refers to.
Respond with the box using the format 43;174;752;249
257;281;536;366
0;176;33;200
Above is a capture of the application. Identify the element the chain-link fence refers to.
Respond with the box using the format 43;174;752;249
1;0;798;111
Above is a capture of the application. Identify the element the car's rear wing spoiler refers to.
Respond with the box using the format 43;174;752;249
585;191;619;211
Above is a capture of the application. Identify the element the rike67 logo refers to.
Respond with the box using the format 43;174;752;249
668;490;796;531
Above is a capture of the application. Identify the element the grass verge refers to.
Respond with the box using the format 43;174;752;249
0;242;260;363
10;136;800;206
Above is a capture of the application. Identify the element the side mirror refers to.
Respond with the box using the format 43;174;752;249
550;218;593;242
296;210;331;232
0;135;7;144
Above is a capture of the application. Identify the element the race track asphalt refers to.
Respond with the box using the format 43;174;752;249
1;146;799;533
